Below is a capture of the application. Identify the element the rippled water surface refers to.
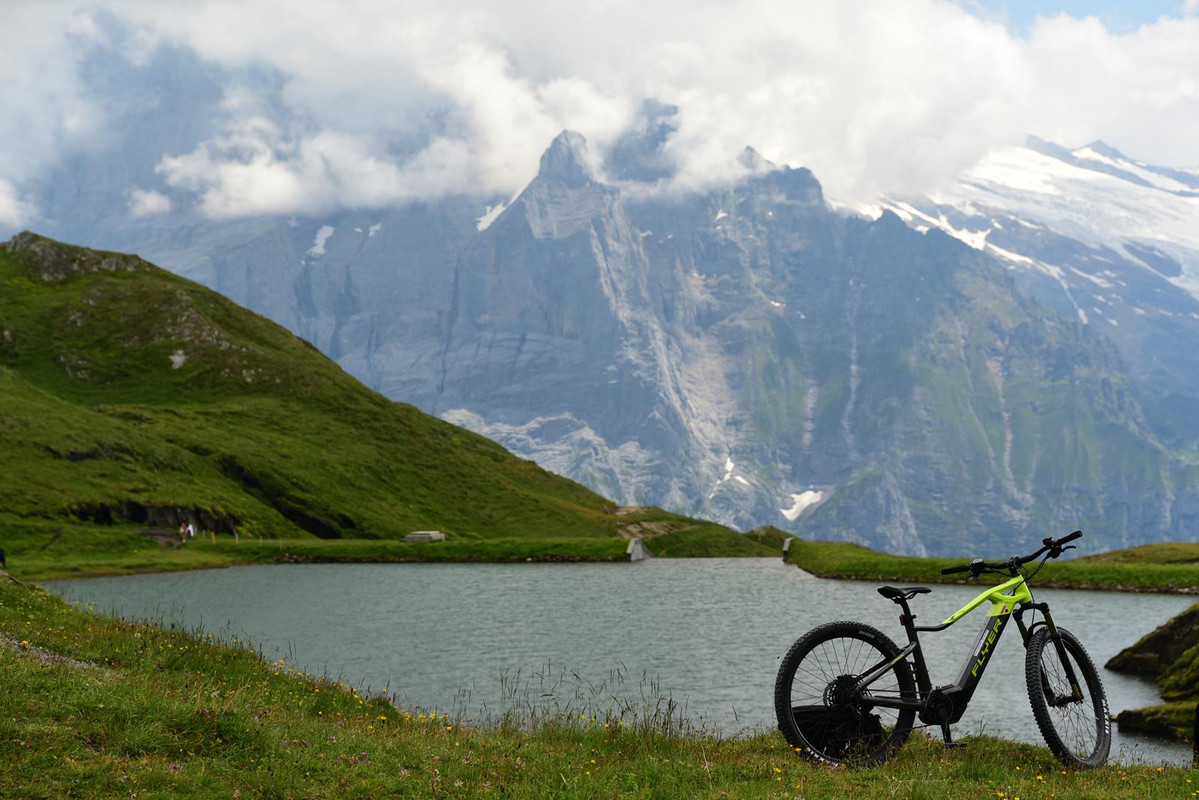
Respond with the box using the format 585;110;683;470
44;558;1194;764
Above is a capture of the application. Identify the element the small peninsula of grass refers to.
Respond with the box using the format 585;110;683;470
782;535;1199;594
2;573;1194;799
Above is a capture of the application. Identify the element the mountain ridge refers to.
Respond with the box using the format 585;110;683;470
6;103;1198;556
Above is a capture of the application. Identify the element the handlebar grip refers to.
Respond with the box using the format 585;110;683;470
1058;530;1083;545
941;564;973;575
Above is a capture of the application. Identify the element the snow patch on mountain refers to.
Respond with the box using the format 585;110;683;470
708;455;746;498
885;200;992;250
986;242;1034;265
476;202;507;231
308;225;335;256
1071;268;1116;289
1072;146;1194;194
780;490;824;521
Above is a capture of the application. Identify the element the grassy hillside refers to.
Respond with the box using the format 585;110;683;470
2;573;1194;798
0;233;770;571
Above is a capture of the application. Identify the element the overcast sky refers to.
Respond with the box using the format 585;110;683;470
2;0;1197;225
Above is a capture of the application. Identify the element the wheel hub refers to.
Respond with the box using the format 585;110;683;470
823;675;860;707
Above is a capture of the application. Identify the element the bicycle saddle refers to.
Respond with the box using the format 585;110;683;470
877;586;931;602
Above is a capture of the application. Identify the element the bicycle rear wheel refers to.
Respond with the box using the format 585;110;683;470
774;621;916;766
1025;627;1110;767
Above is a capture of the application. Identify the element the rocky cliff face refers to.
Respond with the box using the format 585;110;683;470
9;115;1198;555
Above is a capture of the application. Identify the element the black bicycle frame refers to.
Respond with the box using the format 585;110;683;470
854;597;1082;723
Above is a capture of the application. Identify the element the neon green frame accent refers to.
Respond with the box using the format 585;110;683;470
940;575;1033;625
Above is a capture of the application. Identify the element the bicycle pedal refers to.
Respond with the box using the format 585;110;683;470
939;722;964;748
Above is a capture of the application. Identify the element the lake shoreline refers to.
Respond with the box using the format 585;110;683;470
3;523;787;582
14;531;1199;596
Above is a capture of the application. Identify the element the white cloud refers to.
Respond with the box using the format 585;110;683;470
0;5;106;220
0;179;37;228
155;114;431;218
4;1;1198;218
127;188;172;217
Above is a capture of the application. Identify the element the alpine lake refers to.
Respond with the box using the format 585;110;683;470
42;558;1195;765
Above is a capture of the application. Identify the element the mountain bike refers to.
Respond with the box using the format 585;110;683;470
774;530;1110;767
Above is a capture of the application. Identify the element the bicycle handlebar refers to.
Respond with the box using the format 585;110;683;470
940;530;1082;576
1054;530;1083;547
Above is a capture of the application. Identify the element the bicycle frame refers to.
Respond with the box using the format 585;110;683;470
853;573;1082;726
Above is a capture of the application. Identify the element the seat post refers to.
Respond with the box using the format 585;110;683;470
896;599;918;639
877;586;934;696
895;598;933;696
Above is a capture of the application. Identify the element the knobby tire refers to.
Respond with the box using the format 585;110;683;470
1025;626;1110;767
774;621;916;766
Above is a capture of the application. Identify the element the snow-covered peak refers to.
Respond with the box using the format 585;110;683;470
895;140;1199;299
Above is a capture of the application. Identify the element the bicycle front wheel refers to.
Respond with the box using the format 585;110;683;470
774;621;916;766
1025;627;1110;767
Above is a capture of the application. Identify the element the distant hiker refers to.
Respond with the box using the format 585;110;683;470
186;522;196;539
179;522;188;542
0;547;6;570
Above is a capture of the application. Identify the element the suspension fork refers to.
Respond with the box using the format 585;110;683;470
1016;602;1083;704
